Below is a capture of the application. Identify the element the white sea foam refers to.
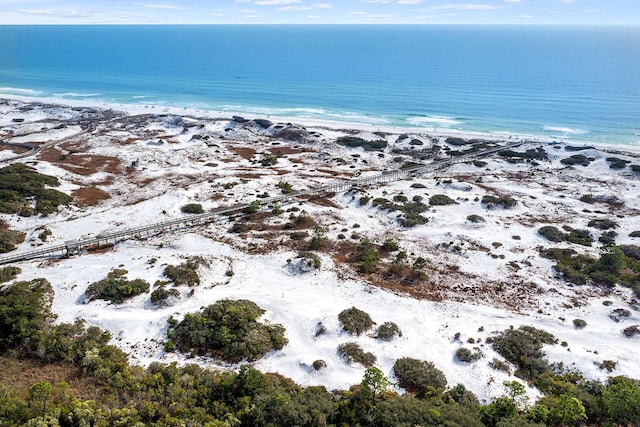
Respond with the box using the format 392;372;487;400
0;87;43;96
53;92;102;98
544;125;588;135
132;95;147;99
406;115;463;127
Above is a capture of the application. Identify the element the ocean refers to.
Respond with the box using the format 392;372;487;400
0;25;639;144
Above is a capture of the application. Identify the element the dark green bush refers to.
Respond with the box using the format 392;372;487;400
169;299;287;362
393;357;447;396
150;287;180;306
491;326;557;380
339;307;374;336
0;163;72;216
430;194;457;206
410;183;427;189
336;136;387;151
376;321;402;341
456;347;483;363
337;342;376;367
573;319;587;329
181;203;204;214
0;228;26;254
312;359;327;371
489;358;511;373
277;180;293;194
381;238;399;252
538;226;565;242
467;214;486;223
0;266;21;284
588;219;619;230
297;251;321;269
359;196;370;206
85;270;150;304
565;228;593;246
599;231;618;244
289;231;308;240
163;258;203;286
629;231;640;238
561;154;594;166
482;195;517;209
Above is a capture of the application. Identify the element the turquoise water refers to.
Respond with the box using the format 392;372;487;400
0;25;639;144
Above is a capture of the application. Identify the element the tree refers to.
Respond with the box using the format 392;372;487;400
504;380;529;409
361;367;392;403
549;394;586;426
602;377;640;425
28;382;52;413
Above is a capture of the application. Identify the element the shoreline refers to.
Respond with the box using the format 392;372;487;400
3;93;638;152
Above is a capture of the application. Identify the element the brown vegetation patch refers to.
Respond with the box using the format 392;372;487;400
39;147;121;176
72;187;111;207
306;196;341;208
0;219;8;230
230;146;257;160
270;146;313;155
0;356;105;401
0;144;29;154
275;169;291;175
236;173;263;179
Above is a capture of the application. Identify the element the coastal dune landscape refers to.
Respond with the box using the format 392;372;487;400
1;5;640;427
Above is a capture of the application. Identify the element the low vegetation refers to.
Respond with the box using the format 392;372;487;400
481;195;517;209
376;321;402;341
0;227;26;253
456;347;484;363
163;257;204;286
489;326;557;380
0;266;21;284
540;244;640;295
150;287;180;307
338;307;374;336
0;163;72;216
336;136;388;151
168;299;287;362
429;194;457;206
538;225;594;246
180;203;203;214
337;342;376;367
1;279;639;426
84;269;150;304
393;357;448;396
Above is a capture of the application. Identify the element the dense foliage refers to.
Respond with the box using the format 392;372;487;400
0;266;21;284
169;299;287;362
0;163;73;216
0;227;26;254
84;269;150;304
490;326;557;381
393;357;448;397
541;243;640;296
1;280;640;426
337;342;377;367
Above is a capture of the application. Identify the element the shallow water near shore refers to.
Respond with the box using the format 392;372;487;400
1;25;639;145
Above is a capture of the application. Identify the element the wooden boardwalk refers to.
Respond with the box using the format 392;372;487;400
0;139;532;265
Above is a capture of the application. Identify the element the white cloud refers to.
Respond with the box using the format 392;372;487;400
361;0;392;3
135;3;186;9
17;8;92;18
279;5;310;10
422;3;499;11
397;0;425;4
255;0;302;5
349;11;369;15
517;14;534;18
312;3;333;8
504;0;521;3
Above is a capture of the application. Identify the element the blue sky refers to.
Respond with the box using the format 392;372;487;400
0;0;638;25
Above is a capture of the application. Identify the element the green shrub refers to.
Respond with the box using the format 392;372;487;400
410;183;427;189
588;219;619;230
359;196;370;206
482;195;517;209
573;319;587;329
355;239;379;273
150;287;180;307
339;307;374;336
376;322;402;341
538;226;565;242
429;194;457;206
381;238;399;252
180;203;203;214
491;326;557;380
337;342;376;367
289;231;309;240
456;347;483;363
277;180;293;194
467;214;486;223
580;194;595;203
0;228;26;254
230;222;251;233
336;136;387;151
312;359;327;371
85;270;150;304
297;251;321;269
393;357;447;396
561;154;594;166
489;358;511;374
164;258;203;286
629;231;640;238
565;228;593;246
0;164;72;216
259;153;278;166
169;299;287;362
0;266;21;284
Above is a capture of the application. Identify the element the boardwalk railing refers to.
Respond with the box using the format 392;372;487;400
0;139;531;265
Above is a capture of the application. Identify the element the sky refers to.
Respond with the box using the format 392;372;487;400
0;0;638;25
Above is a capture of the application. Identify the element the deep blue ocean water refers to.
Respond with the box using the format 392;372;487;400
1;25;639;144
